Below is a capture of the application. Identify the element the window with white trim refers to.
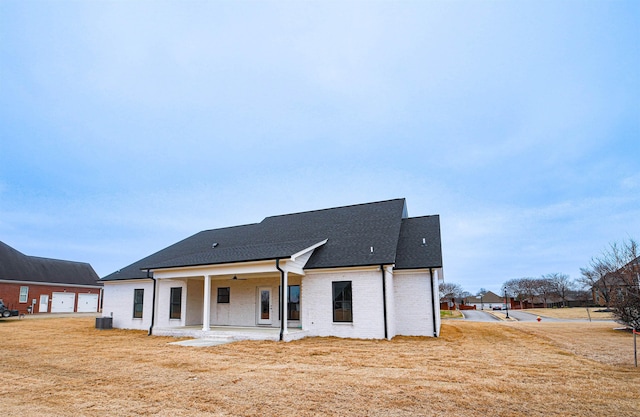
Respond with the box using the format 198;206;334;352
19;286;29;303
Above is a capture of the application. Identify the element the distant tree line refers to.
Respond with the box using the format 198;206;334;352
501;273;585;309
440;237;640;330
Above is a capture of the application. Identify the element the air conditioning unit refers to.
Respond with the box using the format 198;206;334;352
95;317;113;329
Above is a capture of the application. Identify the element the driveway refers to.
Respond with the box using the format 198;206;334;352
461;310;500;322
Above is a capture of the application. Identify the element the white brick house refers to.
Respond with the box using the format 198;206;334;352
101;199;443;341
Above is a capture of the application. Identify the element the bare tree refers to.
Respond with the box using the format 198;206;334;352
521;278;541;307
439;282;465;302
608;239;640;329
502;278;532;309
579;239;638;310
502;278;520;305
615;290;640;330
534;277;555;308
504;277;557;308
544;273;574;307
579;260;615;309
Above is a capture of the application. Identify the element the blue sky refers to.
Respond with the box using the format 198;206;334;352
1;1;638;294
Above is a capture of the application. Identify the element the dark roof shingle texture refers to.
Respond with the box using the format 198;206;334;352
0;241;100;286
394;215;443;269
102;199;443;281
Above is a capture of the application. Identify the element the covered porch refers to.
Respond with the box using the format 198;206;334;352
151;255;311;341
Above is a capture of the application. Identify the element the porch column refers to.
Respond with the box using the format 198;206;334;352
282;269;288;335
203;275;211;332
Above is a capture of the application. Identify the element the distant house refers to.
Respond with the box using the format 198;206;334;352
101;199;443;341
0;241;101;314
464;291;506;310
592;256;640;307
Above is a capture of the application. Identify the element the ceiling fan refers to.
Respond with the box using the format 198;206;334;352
230;275;247;281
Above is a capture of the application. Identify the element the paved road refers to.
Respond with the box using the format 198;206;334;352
492;310;563;322
461;310;500;322
463;309;615;323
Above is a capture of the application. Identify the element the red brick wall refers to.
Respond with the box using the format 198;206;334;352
0;282;102;314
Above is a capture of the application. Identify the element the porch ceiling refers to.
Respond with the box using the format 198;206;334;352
151;259;303;280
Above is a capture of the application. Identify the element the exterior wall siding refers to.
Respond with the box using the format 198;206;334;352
103;268;442;340
156;279;187;328
302;269;385;339
0;282;101;314
102;280;154;330
393;270;437;337
103;275;307;331
186;279;203;326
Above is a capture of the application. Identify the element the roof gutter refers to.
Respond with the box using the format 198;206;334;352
430;268;438;337
276;258;285;342
147;269;156;336
381;265;388;340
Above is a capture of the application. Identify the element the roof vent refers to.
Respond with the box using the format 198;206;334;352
421;238;427;246
370;246;374;254
212;243;219;248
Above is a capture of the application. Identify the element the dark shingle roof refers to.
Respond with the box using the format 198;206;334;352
394;215;443;269
101;198;443;281
262;198;406;269
0;241;101;286
147;238;327;270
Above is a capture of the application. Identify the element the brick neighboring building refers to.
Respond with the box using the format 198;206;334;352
592;256;640;307
0;241;102;314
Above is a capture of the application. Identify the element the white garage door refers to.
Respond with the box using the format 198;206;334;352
77;293;99;313
51;292;76;313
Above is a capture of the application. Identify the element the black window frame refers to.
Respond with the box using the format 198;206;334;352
277;285;302;321
332;281;353;323
217;287;230;303
288;285;300;321
133;289;144;319
169;287;182;319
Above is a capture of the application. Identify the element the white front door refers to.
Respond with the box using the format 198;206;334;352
39;294;49;313
257;287;272;325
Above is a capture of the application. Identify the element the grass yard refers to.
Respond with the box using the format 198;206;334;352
0;316;638;416
440;309;463;319
524;307;614;320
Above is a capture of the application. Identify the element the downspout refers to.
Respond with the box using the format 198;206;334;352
147;270;156;336
380;264;388;340
429;268;437;337
276;258;285;341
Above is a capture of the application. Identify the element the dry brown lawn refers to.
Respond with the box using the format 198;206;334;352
0;316;638;416
524;307;614;320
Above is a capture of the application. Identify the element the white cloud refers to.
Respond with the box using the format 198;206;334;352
621;173;640;190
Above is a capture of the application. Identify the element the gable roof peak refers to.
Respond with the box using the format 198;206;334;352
262;198;406;221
